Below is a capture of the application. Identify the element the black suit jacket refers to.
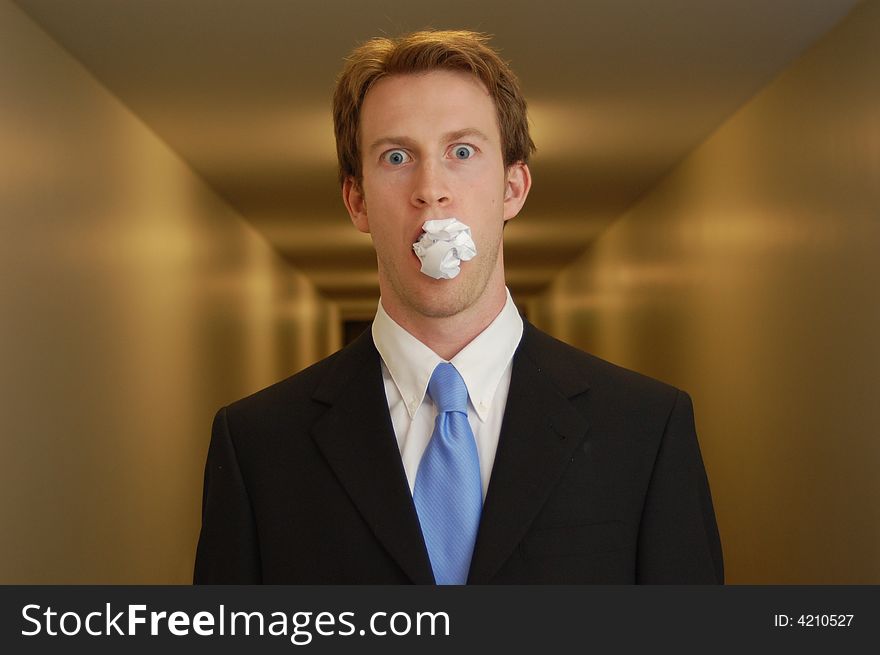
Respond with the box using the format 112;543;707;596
194;321;723;584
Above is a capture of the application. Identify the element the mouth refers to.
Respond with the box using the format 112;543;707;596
409;217;476;281
409;224;433;270
408;223;429;256
410;217;455;244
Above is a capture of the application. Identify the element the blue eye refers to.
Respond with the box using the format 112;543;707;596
452;145;475;160
383;149;410;165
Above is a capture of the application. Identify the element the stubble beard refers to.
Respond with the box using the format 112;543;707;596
381;227;503;320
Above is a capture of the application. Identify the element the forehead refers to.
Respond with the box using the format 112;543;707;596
359;69;500;144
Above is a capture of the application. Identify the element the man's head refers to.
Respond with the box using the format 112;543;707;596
333;31;534;324
333;30;535;188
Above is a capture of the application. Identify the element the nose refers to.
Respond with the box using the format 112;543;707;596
410;160;451;209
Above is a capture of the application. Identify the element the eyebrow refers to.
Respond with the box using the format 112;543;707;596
367;128;492;153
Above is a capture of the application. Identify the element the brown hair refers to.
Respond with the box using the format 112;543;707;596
332;30;535;186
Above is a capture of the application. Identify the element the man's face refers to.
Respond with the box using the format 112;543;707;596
343;69;530;320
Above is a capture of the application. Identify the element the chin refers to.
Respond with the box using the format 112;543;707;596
381;243;501;319
403;272;486;319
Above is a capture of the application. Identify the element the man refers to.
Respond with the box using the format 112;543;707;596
194;30;723;584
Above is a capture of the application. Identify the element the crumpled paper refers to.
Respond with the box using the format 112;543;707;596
412;218;477;279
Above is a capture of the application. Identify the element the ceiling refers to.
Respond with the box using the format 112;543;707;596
15;0;860;314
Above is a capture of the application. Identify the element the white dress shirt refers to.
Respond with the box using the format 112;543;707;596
371;289;524;500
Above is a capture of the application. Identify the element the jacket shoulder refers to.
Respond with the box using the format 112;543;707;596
223;327;377;422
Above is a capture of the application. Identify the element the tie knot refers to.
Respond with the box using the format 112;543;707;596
428;362;468;413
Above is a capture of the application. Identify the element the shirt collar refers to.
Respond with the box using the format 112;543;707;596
372;288;524;422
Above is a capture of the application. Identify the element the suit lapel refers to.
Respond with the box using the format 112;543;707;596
310;330;434;584
468;323;591;584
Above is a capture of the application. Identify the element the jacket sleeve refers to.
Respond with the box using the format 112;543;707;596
636;390;724;584
193;406;262;584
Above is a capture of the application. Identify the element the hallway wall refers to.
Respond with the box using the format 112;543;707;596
531;0;880;582
0;1;337;582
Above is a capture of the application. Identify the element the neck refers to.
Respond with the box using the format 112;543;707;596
381;281;508;361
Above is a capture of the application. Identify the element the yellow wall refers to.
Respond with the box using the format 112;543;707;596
0;1;338;582
532;0;880;583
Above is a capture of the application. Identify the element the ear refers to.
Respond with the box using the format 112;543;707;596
502;162;532;223
342;177;370;233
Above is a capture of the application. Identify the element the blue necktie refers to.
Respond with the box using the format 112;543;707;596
413;362;482;585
